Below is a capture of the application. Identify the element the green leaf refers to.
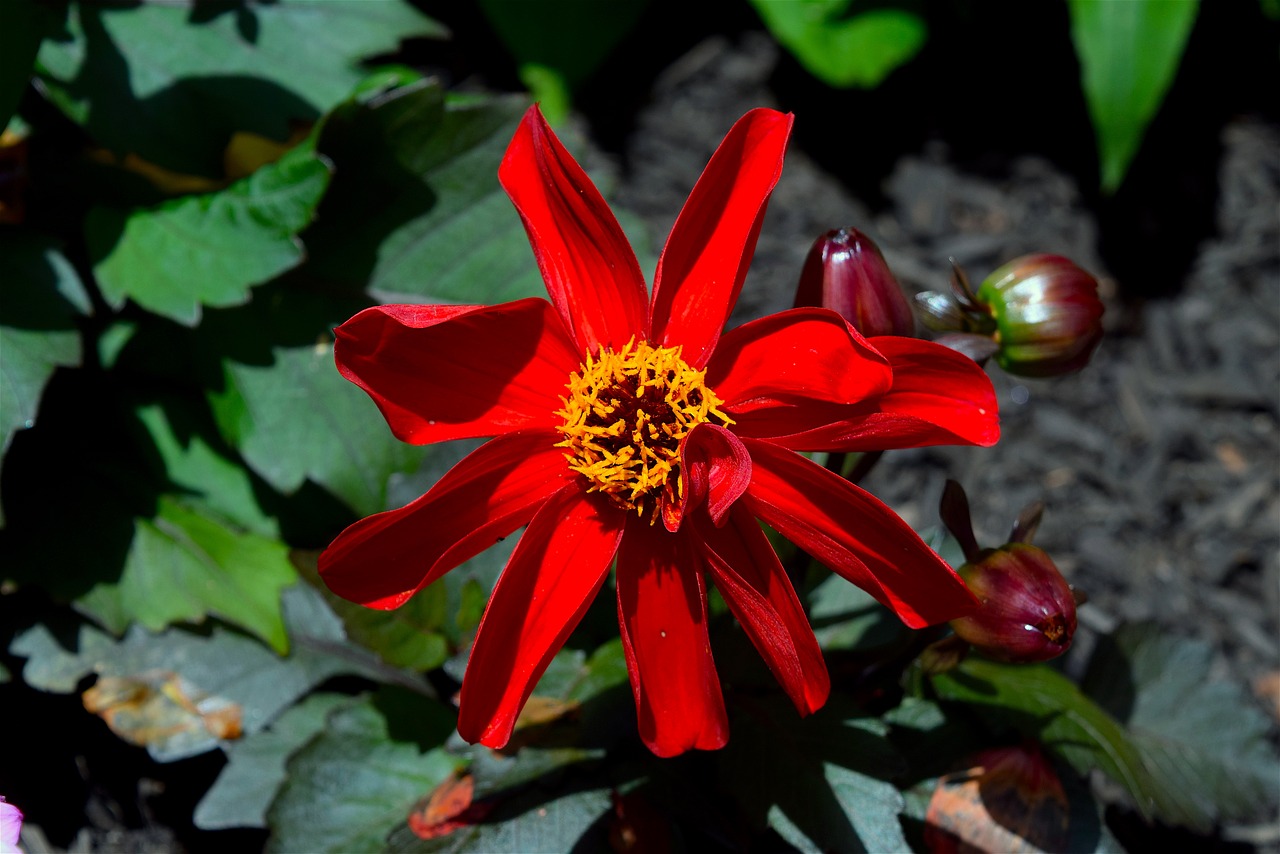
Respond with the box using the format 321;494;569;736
10;602;368;761
294;552;450;672
932;657;1163;822
1068;0;1200;192
75;495;296;652
36;0;445;176
1081;623;1280;831
87;146;332;325
266;694;457;854
749;0;927;88
195;692;352;830
0;232;88;458
807;572;903;650
207;328;427;517
307;91;546;304
136;402;278;539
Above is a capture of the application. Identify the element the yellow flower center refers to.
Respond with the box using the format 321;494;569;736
556;338;732;522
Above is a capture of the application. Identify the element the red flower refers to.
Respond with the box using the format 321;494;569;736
319;106;999;757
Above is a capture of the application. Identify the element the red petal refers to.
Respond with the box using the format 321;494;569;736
457;488;624;749
695;506;830;715
335;298;580;444
616;519;728;757
318;429;571;609
650;109;793;367
741;438;979;628
677;423;752;529
500;105;648;354
750;336;1000;451
706;308;891;419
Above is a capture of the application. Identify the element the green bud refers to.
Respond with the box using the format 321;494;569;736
977;254;1104;377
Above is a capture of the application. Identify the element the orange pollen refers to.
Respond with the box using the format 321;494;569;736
555;338;732;522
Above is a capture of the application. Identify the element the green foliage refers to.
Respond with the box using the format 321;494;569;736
0;232;88;459
720;697;910;851
87;145;332;325
931;630;1280;833
1082;623;1280;831
266;693;458;854
195;692;353;830
36;0;445;176
1068;0;1201;192
0;0;58;130
748;0;927;88
9;594;380;761
478;0;648;124
76;494;296;652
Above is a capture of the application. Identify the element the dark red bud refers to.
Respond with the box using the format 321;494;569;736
950;543;1077;663
796;228;915;338
976;254;1104;377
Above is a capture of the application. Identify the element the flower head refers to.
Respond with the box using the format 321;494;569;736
0;796;23;854
794;227;915;338
319;105;1000;756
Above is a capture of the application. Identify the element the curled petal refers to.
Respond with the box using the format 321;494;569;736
737;336;1000;451
335;298;580;444
650;109;793;367
616;519;728;757
695;506;829;715
741;438;979;628
458;488;625;749
675;423;752;530
500;105;649;354
706;307;891;417
319;430;571;609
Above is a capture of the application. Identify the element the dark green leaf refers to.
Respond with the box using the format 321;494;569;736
0;0;59;130
932;657;1163;821
477;0;647;123
266;695;457;854
720;697;909;852
807;571;903;650
0;232;87;458
195;692;352;830
749;0;926;88
1082;623;1280;831
1068;0;1200;192
307;92;546;304
207;335;427;517
87;146;332;325
36;0;445;176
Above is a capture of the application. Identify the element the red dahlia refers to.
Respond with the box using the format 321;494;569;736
319;105;999;756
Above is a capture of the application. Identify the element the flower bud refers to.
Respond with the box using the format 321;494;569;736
976;254;1104;377
950;543;1076;662
795;228;915;338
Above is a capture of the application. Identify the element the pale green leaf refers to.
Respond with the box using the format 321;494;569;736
750;0;926;88
1069;0;1200;192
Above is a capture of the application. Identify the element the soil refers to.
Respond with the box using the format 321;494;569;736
7;2;1279;851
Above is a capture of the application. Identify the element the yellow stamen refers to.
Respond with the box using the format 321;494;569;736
555;338;732;523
